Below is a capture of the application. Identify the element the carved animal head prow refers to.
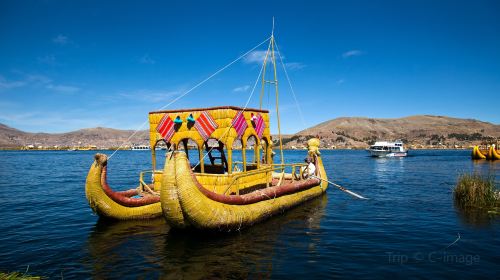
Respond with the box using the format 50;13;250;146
307;138;321;156
94;153;108;167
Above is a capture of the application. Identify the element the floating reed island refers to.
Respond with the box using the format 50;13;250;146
454;173;499;215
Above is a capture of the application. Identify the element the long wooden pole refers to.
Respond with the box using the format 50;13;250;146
259;42;271;109
270;36;284;165
311;175;368;200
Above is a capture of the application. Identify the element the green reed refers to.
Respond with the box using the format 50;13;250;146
0;272;42;280
454;173;499;210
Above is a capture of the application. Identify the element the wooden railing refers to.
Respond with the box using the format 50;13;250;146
223;162;308;195
139;170;163;189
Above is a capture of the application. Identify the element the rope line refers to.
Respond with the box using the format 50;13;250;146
108;36;272;160
190;40;270;171
274;39;307;128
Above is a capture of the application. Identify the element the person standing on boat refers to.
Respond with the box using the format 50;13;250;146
301;157;316;179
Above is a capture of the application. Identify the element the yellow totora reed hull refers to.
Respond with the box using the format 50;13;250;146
472;145;500;160
471;146;487;159
488;146;500;160
85;154;162;220
160;152;190;228
161;139;328;231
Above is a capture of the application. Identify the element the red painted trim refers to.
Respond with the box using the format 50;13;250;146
100;166;160;207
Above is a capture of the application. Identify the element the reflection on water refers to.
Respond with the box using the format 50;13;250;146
454;202;494;228
471;159;500;173
372;157;405;183
85;196;328;279
2;150;500;278
84;218;169;278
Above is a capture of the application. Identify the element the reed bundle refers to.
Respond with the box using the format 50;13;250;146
454;173;499;210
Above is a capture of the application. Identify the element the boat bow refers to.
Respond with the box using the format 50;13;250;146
85;153;162;220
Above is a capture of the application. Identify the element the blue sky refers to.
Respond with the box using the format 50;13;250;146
1;0;499;134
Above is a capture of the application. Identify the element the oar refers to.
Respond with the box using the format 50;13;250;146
311;175;368;200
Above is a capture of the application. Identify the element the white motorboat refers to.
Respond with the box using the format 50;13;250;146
368;140;407;157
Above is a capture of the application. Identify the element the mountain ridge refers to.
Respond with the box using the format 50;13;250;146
1;115;499;149
287;115;500;149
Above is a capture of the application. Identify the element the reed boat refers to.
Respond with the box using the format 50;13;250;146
472;145;500;160
487;145;500;160
85;27;331;226
156;32;329;231
472;146;487;159
152;106;328;231
85;153;163;220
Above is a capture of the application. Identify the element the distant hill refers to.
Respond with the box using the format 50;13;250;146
0;123;148;149
281;115;500;149
1;115;499;149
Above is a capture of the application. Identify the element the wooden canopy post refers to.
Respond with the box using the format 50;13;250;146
227;148;232;175
198;146;204;173
151;146;156;171
242;138;247;172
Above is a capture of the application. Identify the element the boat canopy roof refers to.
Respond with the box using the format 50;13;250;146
148;106;271;149
371;140;404;147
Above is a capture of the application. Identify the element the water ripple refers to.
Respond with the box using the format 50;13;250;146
0;150;499;278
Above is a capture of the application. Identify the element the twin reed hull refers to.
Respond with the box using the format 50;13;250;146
487;146;500;160
472;146;499;160
161;150;328;231
85;154;162;220
472;146;487;159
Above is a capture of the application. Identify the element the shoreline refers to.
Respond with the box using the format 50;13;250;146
0;147;474;151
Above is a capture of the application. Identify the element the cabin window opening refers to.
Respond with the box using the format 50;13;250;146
200;138;228;174
231;138;244;172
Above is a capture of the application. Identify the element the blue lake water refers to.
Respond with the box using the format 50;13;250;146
0;149;499;279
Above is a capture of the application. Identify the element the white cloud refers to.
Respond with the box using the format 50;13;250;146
139;54;156;64
46;84;80;94
342;50;366;58
0;73;80;94
0;110;107;133
244;50;274;64
0;75;26;90
285;62;305;70
52;34;69;45
26;74;52;84
244;50;305;71
233;85;250;92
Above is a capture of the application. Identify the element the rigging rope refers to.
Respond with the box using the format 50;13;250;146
190;39;271;171
274;39;307;128
108;36;272;160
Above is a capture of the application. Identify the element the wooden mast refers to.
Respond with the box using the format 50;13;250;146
259;18;285;165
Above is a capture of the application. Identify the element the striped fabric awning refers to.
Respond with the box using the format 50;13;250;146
156;114;175;142
232;111;248;139
194;111;218;141
254;113;266;139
